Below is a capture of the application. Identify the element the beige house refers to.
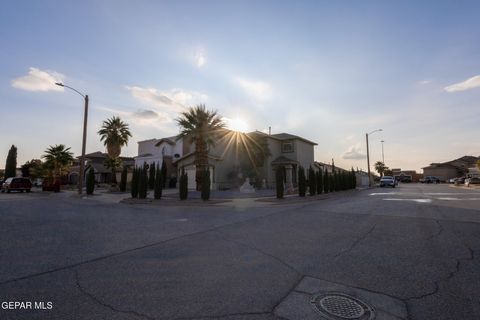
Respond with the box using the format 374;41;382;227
422;155;479;181
135;130;317;190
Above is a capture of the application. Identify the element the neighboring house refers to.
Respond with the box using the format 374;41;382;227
69;152;135;184
391;168;422;182
135;130;317;190
422;155;480;181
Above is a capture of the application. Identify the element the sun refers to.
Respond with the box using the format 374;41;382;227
226;117;249;133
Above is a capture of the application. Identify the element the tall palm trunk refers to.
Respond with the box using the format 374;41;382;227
111;165;117;184
195;139;208;191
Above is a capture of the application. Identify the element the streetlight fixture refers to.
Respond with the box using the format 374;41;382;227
366;129;382;187
55;82;89;195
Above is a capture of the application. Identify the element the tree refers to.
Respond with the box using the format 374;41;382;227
104;157;122;183
298;166;306;197
131;168;138;198
149;162;156;190
179;169;188;200
275;166;284;199
317;169;323;194
329;170;335;192
86;167;95;195
154;166;163;200
384;168;393;176
42;144;74;184
201;169;211;201
161;160;167;188
308;166;316;196
477;159;480;171
351;167;356;189
176;105;226;192
323;169;329;194
138;163;148;199
98;116;132;185
374;161;387;177
4;145;17;178
119;165;128;192
21;159;42;179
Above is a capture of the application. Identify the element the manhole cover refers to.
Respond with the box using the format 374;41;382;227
311;292;375;320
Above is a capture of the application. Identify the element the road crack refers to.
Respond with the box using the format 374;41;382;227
334;224;376;258
74;269;156;320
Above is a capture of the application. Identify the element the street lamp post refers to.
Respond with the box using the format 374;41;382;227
381;140;385;164
55;83;88;195
366;129;383;187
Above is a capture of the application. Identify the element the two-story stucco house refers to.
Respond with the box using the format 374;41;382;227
135;130;317;190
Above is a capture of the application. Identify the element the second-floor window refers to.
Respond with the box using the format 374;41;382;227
282;142;294;153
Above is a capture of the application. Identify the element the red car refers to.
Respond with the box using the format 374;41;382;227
1;177;32;193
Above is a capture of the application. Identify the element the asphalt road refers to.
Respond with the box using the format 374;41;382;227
0;183;479;319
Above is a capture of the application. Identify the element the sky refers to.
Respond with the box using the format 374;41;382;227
1;0;479;173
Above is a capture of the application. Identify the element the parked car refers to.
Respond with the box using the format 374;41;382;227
420;176;440;184
1;177;32;193
465;177;480;186
451;177;466;184
380;176;396;188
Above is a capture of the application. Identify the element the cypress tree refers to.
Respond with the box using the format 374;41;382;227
308;166;316;196
138;165;148;199
149;162;156;190
351;168;357;189
86;167;95;195
161;160;167;188
201;169;211;201
317;169;323;194
275;166;284;199
323;169;329;194
298;166;306;197
329;170;335;192
154;166;163;199
120;165;127;192
179;169;188;200
4;145;17;178
131;168;138;198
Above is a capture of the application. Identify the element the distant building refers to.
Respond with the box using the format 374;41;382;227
69;152;135;184
422;155;479;181
391;168;422;182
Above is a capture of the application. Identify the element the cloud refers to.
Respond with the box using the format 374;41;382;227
126;86;208;111
418;80;431;85
444;75;480;92
12;67;65;92
342;144;366;160
132;109;159;120
235;77;272;102
97;106;172;126
194;49;206;68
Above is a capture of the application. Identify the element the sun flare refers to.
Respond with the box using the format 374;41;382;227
226;118;249;133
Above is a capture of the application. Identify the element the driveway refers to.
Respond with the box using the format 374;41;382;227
0;184;479;319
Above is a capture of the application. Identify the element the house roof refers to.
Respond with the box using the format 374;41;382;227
175;152;222;163
154;136;177;147
77;151;134;161
251;131;317;145
423;155;480;170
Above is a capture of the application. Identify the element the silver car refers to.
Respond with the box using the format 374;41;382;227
380;176;396;188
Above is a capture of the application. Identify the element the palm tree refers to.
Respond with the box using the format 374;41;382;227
98;116;132;184
374;161;387;177
176;104;226;191
42;144;74;183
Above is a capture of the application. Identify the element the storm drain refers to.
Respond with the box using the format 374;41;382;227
310;293;375;320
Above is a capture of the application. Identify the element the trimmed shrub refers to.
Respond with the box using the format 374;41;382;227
298;166;306;197
308;167;316;196
351;168;357;189
179;169;188;200
86;167;95;195
131;168;138;198
138;164;148;199
154;166;163;199
201;169;211;201
323;169;329;194
317;169;323;194
275;166;284;199
329;170;335;192
5;145;17;179
149;162;156;190
120;166;127;192
161;160;167;187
